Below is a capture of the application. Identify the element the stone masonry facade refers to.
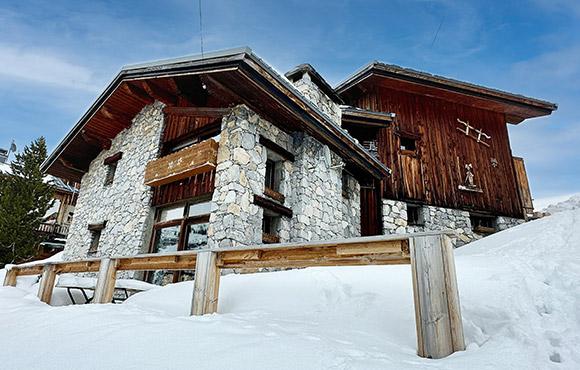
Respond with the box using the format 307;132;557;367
63;102;165;260
291;71;341;125
382;199;525;247
208;105;361;249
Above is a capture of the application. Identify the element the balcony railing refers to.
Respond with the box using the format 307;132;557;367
37;222;69;236
144;139;218;187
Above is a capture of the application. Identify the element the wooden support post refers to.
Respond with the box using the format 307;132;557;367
93;258;119;304
410;234;465;359
37;264;57;304
191;251;221;316
3;268;18;287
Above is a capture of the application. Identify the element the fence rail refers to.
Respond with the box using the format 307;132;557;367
3;231;465;359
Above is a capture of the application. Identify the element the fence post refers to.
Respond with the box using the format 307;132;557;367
93;258;119;304
191;251;220;316
37;264;57;304
410;234;465;359
3;267;18;287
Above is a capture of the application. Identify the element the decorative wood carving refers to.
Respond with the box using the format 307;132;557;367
456;118;490;147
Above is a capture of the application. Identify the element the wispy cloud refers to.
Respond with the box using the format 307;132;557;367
533;0;580;17
0;43;100;92
511;45;580;89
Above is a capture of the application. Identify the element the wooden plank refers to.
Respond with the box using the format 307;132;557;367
440;235;466;352
93;258;119;304
117;254;197;271
122;82;155;105
37;264;57;304
103;152;123;165
191;251;220;315
81;129;111;150
162;106;232;118
410;235;454;359
218;256;411;269
336;240;404;256
409;238;424;357
9;265;45;276
54;260;102;274
144;139;218;187
253;194;293;218
142;80;178;106
513;157;534;217
263;187;285;202
3;268;18;287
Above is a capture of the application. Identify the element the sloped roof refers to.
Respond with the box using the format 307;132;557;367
335;61;557;124
42;47;390;182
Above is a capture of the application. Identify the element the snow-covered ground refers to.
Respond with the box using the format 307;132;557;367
1;197;579;369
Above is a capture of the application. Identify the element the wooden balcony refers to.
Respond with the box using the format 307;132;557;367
145;139;218;187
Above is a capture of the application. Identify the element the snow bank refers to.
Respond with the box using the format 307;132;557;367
543;193;580;214
1;208;579;369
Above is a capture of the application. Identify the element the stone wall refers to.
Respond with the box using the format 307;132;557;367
289;133;345;241
208;105;359;249
290;72;341;125
342;173;361;238
208;105;294;248
63;102;165;260
382;199;524;247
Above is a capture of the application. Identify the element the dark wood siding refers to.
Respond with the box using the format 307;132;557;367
151;171;215;206
352;86;524;218
360;180;383;236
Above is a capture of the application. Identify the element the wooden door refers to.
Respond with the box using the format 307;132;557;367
360;179;383;236
400;151;426;201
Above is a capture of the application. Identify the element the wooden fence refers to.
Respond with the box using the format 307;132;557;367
3;231;465;359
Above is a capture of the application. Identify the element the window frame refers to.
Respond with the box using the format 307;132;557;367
146;199;211;284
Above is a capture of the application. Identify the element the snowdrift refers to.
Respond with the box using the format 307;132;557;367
1;206;579;369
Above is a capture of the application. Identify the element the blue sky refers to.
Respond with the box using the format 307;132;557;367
0;0;578;204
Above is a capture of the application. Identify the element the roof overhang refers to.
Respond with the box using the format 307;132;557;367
42;47;390;183
335;62;557;124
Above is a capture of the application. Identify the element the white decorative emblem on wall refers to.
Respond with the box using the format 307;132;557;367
456;118;491;147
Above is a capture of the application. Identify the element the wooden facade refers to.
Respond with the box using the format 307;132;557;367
349;86;524;217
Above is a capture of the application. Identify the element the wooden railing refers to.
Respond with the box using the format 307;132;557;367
3;231;465;359
37;222;70;236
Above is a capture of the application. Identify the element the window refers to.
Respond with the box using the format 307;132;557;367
407;204;424;226
104;163;117;185
103;152;122;186
342;171;350;198
87;221;107;255
147;199;211;285
88;230;101;254
400;137;416;152
262;211;280;244
470;214;496;233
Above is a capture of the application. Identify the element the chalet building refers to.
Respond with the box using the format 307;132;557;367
41;47;556;283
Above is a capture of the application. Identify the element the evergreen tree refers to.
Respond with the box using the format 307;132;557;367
0;138;54;267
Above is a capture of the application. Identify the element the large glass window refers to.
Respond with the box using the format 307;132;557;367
147;199;211;285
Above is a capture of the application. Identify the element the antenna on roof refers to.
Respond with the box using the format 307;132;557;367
199;0;204;58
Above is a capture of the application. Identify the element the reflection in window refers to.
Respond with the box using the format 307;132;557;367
151;225;180;253
147;199;211;286
185;223;208;250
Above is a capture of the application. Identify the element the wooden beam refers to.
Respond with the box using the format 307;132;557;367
142;80;178;106
54;260;102;274
37;264;57;304
103;152;123;165
3;268;18;287
200;74;242;106
100;106;133;128
259;136;295;162
58;157;88;173
162;106;232;118
117;254;198;271
440;235;465;353
191;251;220;315
81;129;112;150
93;258;119;304
122;82;155;105
253;194;293;218
410;234;464;359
